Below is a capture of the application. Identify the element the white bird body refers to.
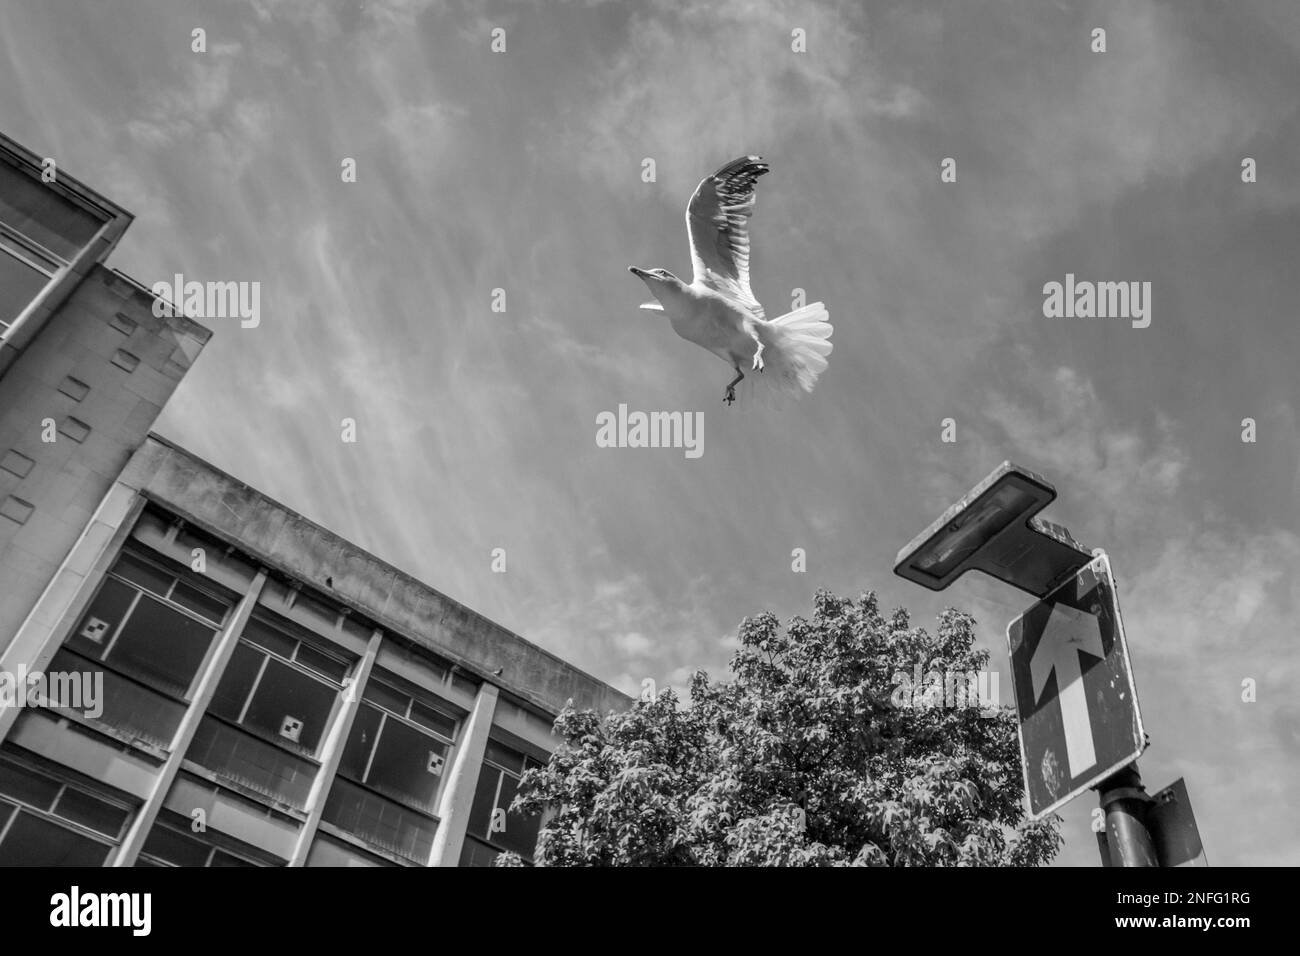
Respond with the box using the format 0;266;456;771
655;282;750;365
630;155;833;405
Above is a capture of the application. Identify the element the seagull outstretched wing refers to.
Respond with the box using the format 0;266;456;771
686;155;769;319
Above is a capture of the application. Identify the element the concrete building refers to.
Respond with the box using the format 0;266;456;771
0;132;628;866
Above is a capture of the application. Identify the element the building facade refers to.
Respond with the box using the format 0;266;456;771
0;133;628;867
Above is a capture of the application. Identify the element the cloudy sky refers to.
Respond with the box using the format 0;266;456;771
3;0;1297;865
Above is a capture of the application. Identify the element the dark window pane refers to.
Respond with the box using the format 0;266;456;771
184;717;316;810
361;679;408;717
409;701;456;739
294;642;349;683
169;581;229;625
241;659;336;754
321;778;436;863
112;553;174;597
463;760;539;859
338;704;382;781
0;249;49;326
0;812;112;866
66;578;136;658
140;824;210;867
106;595;216;698
52;788;130;839
240;617;296;659
468;766;501;839
494;773;518;819
51;648;185;748
484;740;525;775
209;644;265;722
0;760;60;810
365;717;447;813
493;776;541;858
458;835;501;868
140;818;265;868
0;159;103;260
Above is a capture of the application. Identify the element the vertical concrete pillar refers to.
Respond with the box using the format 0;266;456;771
110;569;267;866
287;628;383;866
427;682;498;867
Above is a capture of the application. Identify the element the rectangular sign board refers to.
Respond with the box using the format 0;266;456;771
1148;777;1207;867
1006;552;1145;820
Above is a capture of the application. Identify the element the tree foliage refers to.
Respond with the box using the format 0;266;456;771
506;590;1061;866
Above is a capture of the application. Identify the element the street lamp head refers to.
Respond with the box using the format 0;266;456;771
894;461;1092;598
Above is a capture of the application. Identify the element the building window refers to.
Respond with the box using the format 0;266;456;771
0;749;135;866
0;242;50;331
135;812;272;867
208;614;354;756
464;740;545;864
0;157;103;332
320;672;458;863
339;674;457;812
57;550;233;748
0;158;102;261
320;779;437;864
184;719;319;811
187;612;355;810
47;647;187;749
459;835;506;868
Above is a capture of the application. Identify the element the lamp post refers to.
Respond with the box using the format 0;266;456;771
893;461;1157;867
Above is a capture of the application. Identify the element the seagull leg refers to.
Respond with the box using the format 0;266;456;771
750;333;765;372
724;367;744;405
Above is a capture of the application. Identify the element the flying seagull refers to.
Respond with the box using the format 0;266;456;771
629;155;833;405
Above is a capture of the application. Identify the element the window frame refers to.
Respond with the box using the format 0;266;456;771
0;223;61;335
0;221;64;274
469;741;546;860
135;814;274;868
338;674;461;816
206;612;357;760
67;548;235;706
0;152;111;264
0;752;138;863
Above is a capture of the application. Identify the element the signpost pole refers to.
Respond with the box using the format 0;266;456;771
1097;763;1158;867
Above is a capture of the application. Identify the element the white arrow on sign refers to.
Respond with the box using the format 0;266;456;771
1030;603;1105;778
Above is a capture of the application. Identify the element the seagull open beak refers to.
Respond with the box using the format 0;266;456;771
628;266;649;278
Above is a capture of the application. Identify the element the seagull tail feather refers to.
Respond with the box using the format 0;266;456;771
756;302;833;398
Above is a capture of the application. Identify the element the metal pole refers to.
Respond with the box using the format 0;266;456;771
1097;763;1158;867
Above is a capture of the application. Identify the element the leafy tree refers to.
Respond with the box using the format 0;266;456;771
501;589;1061;866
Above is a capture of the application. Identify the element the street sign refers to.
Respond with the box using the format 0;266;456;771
1006;552;1145;820
1148;778;1206;866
